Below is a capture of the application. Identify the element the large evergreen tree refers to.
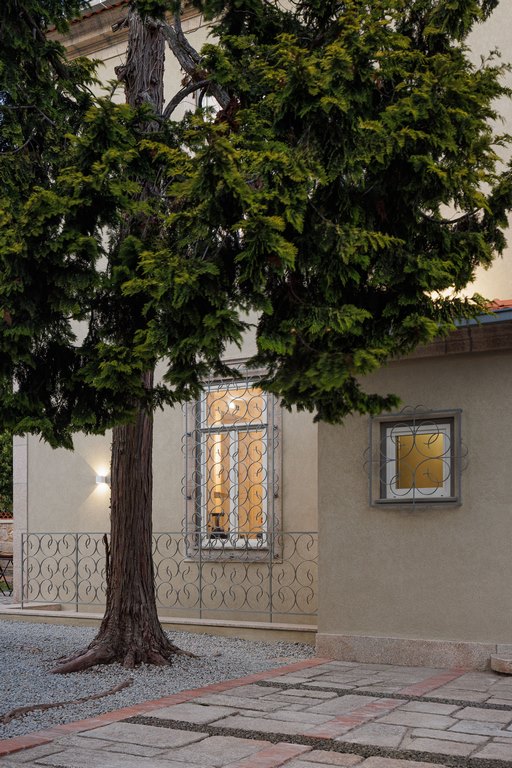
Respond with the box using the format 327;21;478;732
1;0;511;670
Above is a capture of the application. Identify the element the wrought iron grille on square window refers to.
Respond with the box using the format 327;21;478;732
183;371;280;557
366;407;466;508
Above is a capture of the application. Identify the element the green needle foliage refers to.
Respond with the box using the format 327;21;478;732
0;430;12;517
168;0;512;421
0;3;248;448
1;0;512;440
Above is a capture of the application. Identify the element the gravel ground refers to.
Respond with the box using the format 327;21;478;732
0;620;314;740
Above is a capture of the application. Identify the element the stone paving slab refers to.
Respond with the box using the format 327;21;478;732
78;722;208;748
0;745;68;764
158;734;271;766
265;694;338;708
210;713;317;736
273;689;338;700
374;712;457;730
308;696;380;715
220;685;277;699
448;719;512;737
264;702;307;712
400;734;475;757
474;741;512;760
224;742;313;768
423;690;489;703
305;682;360;692
398;703;460;716
408;728;487;744
456;705;512;723
338;723;407;748
282;761;358;768
192;693;284;711
293;750;364;765
149;702;239;723
357;687;404;695
37;749;191;768
253;710;334;726
46;733;168;758
361;759;446;768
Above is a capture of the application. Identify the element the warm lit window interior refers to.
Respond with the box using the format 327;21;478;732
201;385;267;543
396;432;445;490
383;421;453;500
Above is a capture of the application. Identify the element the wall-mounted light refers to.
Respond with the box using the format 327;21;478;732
95;473;110;486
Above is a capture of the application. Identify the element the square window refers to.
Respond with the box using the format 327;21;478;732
369;410;461;505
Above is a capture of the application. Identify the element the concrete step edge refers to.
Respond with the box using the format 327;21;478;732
490;654;512;674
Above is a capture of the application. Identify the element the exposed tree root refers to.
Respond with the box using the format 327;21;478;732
167;643;197;658
51;637;196;674
0;678;133;724
51;645;115;674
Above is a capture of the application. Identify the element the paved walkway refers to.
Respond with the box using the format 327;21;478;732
2;658;512;767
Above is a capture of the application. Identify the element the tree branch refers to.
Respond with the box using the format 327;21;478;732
420;209;480;225
19;2;71;81
162;78;211;119
157;20;199;78
0;105;56;127
156;18;231;111
173;11;201;67
0;131;36;156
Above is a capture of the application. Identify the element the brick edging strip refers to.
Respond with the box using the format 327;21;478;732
0;657;330;757
226;742;312;768
397;667;467;697
305;697;406;739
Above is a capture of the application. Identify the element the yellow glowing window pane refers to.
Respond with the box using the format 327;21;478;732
206;387;265;427
396;432;445;490
237;431;265;539
206;433;230;534
204;385;267;540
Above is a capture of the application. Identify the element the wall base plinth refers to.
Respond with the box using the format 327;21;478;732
316;632;497;670
0;606;317;645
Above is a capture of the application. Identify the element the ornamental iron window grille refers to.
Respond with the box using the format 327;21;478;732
183;371;281;558
367;407;465;507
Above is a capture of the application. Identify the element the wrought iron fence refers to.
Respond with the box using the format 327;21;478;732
21;531;317;622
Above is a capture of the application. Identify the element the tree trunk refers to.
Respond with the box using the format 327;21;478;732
54;373;186;672
116;8;165;113
53;14;188;673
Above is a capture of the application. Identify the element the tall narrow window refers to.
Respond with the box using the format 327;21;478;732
198;382;270;547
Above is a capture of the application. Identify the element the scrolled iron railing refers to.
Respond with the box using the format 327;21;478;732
21;531;317;622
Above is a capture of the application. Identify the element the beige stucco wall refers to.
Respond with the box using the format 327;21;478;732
20;396;317;622
317;347;512;659
24;392;317;534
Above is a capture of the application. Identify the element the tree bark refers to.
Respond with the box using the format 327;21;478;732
54;373;187;672
115;9;165;114
53;13;189;673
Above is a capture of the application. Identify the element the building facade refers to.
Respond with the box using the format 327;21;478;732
9;1;512;666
